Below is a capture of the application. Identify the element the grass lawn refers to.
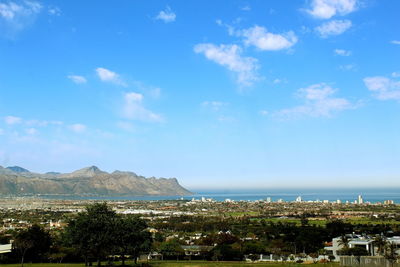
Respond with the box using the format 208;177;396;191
0;261;340;267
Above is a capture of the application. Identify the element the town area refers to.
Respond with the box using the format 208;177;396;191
1;197;400;266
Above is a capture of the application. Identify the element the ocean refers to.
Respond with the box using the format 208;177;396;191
39;188;400;203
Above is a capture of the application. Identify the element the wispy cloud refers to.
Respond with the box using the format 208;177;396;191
202;101;228;111
47;6;61;16
3;116;63;127
364;76;400;101
131;81;162;99
392;72;400;78
96;67;127;86
25;128;38;135
0;0;42;36
155;6;176;23
4;115;22;125
239;25;298;51
306;0;358;19
217;22;298;51
122;92;163;122
69;123;87;133
334;49;352;56
391;40;400;45
339;64;356;71
194;43;260;87
273;83;355;118
116;121;135;132
67;75;87;84
315;19;352;37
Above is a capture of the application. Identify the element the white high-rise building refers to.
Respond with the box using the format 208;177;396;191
296;196;302;202
358;195;363;204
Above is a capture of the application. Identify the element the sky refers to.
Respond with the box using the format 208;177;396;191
0;0;399;190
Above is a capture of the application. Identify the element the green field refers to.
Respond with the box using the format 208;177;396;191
0;261;339;267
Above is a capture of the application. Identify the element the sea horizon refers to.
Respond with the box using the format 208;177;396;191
20;187;400;204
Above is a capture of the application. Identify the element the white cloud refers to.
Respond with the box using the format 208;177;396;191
241;6;251;11
48;6;61;16
131;81;162;99
217;115;235;122
239;25;298;51
0;1;42;35
306;0;358;19
391;40;400;45
334;49;351;56
194;43;260;87
69;124;87;133
4;116;63;127
363;76;400;101
95;67;126;86
0;1;42;20
339;64;356;71
392;72;400;78
4;115;22;125
202;101;228;111
274;83;354;118
315;19;352;37
272;78;288;84
149;87;161;98
116;121;135;132
0;128;4;135
67;75;87;84
155;6;176;23
25;128;38;135
123;92;163;122
260;110;269;116
25;119;63;127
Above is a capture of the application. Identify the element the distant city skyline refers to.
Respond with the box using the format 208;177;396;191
0;0;399;189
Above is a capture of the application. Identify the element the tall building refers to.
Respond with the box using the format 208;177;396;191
358;195;363;204
296;196;302;202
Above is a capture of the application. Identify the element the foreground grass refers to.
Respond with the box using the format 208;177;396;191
0;261;340;267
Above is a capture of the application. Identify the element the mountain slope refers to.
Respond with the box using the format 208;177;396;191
0;166;191;196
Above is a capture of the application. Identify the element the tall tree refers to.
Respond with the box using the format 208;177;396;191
114;215;152;265
64;203;117;267
385;242;399;267
13;224;51;267
374;235;387;256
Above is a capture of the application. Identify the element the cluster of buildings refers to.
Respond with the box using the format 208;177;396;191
325;234;400;260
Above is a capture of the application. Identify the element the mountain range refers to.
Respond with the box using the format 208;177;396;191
0;166;191;197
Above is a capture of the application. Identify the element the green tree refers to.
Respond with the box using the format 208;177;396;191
159;239;184;260
13;224;51;267
385;242;398;267
374;235;386;256
64;203;117;267
114;215;152;265
338;235;350;249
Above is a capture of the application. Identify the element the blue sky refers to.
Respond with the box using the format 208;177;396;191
0;0;399;189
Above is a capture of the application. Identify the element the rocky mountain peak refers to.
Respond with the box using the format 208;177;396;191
6;166;30;173
71;166;107;177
